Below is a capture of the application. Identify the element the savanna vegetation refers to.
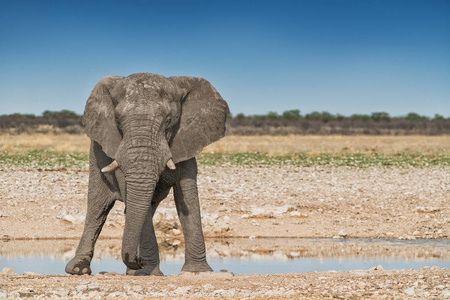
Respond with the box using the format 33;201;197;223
1;110;448;170
229;110;450;135
1;109;450;135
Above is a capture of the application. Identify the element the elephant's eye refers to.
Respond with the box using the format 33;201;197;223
165;116;172;128
116;118;123;136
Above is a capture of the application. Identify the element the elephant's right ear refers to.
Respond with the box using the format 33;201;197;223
83;76;123;159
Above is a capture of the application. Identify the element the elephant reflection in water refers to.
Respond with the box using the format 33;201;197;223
66;73;229;276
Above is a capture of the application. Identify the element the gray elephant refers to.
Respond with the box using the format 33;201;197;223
65;73;229;276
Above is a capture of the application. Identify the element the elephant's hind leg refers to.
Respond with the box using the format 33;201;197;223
66;142;117;275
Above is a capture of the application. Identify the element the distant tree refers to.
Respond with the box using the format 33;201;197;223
10;113;36;119
320;111;335;122
405;112;429;121
267;111;280;120
350;114;370;121
336;114;345;121
42;110;80;119
235;113;246;120
281;109;301;120
42;110;56;118
432;114;445;121
371;112;391;122
305;111;322;121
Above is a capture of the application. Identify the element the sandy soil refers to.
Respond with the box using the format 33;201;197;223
1;166;449;298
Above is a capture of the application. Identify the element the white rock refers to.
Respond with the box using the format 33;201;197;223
88;283;100;291
52;289;69;297
57;209;85;224
338;230;348;237
0;291;7;299
0;268;14;275
404;287;416;296
76;284;88;292
23;271;39;276
441;290;450;299
289;211;308;218
370;265;384;271
174;286;192;295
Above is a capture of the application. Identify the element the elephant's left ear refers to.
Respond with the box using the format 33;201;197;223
169;76;230;163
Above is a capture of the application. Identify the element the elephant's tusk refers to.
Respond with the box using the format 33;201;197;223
167;158;176;170
101;160;119;173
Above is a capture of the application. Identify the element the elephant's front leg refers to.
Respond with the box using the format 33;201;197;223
65;142;117;275
65;174;116;275
174;158;213;272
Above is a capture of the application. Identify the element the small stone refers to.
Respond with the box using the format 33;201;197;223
172;228;182;235
52;289;69;297
338;230;348;237
0;291;7;299
88;283;100;291
404;287;416;296
174;286;192;295
76;284;88;292
289;251;301;257
88;291;99;298
171;239;181;246
1;268;14;275
441;290;450;299
23;271;39;276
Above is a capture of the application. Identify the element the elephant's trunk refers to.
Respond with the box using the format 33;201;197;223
119;116;173;270
121;173;158;269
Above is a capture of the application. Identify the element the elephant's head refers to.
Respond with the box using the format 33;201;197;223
83;73;229;269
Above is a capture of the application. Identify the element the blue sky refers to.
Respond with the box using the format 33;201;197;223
1;0;449;117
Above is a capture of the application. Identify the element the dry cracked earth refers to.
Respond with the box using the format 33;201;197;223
1;166;449;298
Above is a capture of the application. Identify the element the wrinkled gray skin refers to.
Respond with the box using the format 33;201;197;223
65;73;229;276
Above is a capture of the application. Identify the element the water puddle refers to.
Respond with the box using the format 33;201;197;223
1;238;449;275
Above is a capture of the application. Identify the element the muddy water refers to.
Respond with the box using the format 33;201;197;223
1;238;449;275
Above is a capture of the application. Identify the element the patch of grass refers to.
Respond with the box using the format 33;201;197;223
197;152;450;168
0;150;89;170
1;150;448;170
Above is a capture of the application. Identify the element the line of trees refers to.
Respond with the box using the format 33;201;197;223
234;110;448;122
0;109;449;135
0;110;83;134
229;110;450;135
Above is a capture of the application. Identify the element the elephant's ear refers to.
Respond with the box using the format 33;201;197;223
170;76;230;163
83;76;123;159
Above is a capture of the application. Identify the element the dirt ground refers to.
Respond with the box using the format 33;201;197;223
1;165;449;298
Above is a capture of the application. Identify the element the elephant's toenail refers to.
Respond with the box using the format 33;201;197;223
74;267;80;273
82;268;89;273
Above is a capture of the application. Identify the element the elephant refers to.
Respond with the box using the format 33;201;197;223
65;73;229;276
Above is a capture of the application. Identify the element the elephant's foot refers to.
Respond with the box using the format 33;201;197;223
126;265;164;276
65;256;92;275
181;261;213;273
